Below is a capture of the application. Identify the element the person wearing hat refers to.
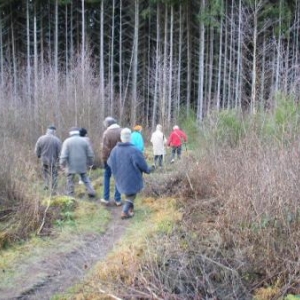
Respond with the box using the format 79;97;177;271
100;117;122;206
108;128;154;219
150;124;167;168
78;127;93;184
131;125;144;153
79;127;88;138
35;125;62;192
167;125;188;163
60;127;96;197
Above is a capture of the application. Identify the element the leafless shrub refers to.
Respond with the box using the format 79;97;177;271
0;135;42;247
132;232;251;300
143;154;217;201
212;134;300;294
124;133;300;299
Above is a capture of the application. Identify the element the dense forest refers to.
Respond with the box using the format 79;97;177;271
2;1;300;298
0;0;299;136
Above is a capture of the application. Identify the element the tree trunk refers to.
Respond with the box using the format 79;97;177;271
152;3;161;129
197;0;205;121
81;0;85;89
11;8;17;102
216;16;223;111
207;23;214;116
26;0;31;102
167;4;174;123
186;3;191;117
235;0;242;109
222;4;228;109
251;1;258;114
118;0;123;121
0;13;3;85
99;0;105;121
274;0;282;94
54;0;59;123
131;0;139;126
34;3;38;122
162;6;168;122
110;0;115;115
176;4;183;117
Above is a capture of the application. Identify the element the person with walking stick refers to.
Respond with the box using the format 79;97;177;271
167;125;188;163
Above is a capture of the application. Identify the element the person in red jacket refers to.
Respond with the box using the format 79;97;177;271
167;125;187;163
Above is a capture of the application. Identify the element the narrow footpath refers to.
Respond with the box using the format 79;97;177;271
0;205;128;300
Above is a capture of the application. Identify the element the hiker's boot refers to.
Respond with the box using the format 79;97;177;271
121;212;133;219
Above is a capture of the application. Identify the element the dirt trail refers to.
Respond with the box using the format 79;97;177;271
0;205;128;300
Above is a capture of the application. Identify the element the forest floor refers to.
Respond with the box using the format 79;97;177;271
0;156;182;300
0;201;128;300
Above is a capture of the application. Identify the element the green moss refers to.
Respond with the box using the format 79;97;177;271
41;195;76;209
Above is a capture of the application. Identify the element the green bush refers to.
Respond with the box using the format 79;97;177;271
256;93;300;145
178;109;199;150
201;109;246;148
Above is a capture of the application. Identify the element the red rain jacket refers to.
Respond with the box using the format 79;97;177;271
167;129;187;147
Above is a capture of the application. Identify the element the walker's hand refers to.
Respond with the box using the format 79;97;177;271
149;165;156;173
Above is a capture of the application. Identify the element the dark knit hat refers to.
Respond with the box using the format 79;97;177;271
48;125;56;130
79;127;88;137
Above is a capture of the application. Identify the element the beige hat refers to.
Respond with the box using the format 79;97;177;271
121;128;132;143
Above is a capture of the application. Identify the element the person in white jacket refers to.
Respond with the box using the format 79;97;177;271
150;124;167;168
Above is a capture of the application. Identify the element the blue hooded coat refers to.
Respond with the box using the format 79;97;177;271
107;142;151;195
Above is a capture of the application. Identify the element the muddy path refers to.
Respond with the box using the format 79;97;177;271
0;204;128;300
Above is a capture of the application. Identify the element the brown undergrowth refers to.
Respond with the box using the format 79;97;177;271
0;130;104;248
213;136;300;298
70;135;300;300
0;136;42;248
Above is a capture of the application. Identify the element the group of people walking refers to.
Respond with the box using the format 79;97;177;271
35;125;96;197
34;118;187;219
150;124;187;166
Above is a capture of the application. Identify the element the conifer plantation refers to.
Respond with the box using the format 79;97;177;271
1;0;300;299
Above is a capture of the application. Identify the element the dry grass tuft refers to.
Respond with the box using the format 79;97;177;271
143;154;217;201
0;138;41;247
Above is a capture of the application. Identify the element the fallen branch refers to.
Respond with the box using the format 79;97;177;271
97;287;123;300
36;196;52;235
185;172;194;191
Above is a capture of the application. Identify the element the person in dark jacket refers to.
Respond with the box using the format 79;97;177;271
100;117;122;206
108;128;154;219
60;127;96;197
35;125;62;191
78;127;93;185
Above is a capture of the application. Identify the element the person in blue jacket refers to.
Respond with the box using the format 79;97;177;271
108;128;154;219
131;125;144;152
